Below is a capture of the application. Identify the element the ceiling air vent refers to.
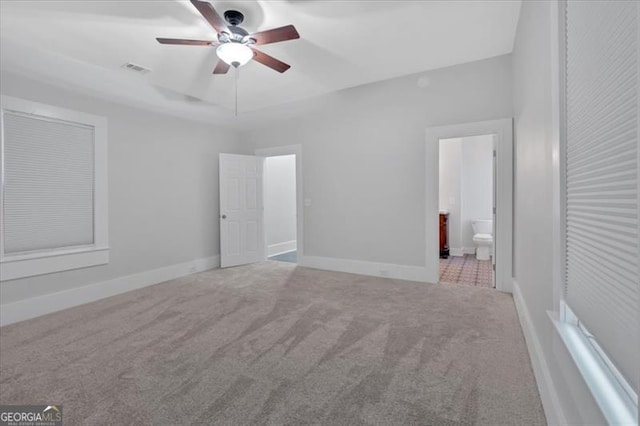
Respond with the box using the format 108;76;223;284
121;62;151;74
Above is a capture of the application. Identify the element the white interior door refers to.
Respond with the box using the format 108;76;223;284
219;153;265;268
491;139;497;288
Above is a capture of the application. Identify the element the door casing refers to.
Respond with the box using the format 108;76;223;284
426;119;513;292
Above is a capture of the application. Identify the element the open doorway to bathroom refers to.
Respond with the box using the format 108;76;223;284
263;154;298;263
438;135;495;288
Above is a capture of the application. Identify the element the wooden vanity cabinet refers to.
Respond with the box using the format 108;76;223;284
439;212;449;259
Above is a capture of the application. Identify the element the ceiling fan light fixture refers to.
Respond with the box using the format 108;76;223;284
216;43;253;67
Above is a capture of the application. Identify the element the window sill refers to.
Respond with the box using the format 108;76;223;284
0;247;109;281
548;311;638;425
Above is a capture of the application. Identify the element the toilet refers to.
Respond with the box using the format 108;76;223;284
472;219;493;261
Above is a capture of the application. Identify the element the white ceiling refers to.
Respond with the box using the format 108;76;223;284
0;0;521;122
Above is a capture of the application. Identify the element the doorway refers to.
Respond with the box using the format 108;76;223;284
255;144;304;265
218;146;303;269
263;154;297;263
425;119;513;292
438;135;495;288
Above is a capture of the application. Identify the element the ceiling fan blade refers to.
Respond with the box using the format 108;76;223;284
250;25;300;46
251;48;291;73
213;60;230;74
156;38;215;46
190;0;229;34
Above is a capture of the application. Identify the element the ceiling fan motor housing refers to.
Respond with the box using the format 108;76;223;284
229;26;249;37
217;26;250;43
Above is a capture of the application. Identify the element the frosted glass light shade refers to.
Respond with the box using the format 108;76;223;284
216;43;253;67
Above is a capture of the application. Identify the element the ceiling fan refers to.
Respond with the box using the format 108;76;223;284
157;0;300;74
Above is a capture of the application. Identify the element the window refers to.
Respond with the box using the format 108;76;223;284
0;96;108;280
553;1;638;424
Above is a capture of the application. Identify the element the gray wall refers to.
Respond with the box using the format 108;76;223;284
512;2;605;423
0;72;244;304
242;55;512;267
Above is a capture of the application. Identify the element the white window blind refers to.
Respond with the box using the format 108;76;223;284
2;111;95;255
564;0;639;394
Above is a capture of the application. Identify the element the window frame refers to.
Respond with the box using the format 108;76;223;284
549;1;639;424
0;95;108;281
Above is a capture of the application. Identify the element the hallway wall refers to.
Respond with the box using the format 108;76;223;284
264;155;297;256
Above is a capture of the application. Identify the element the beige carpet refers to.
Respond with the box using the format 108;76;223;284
0;262;545;425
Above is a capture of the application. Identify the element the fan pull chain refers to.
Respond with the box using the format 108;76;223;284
234;66;239;117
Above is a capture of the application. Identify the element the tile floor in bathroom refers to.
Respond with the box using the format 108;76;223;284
439;254;494;288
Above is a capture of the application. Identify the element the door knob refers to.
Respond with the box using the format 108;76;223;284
221;214;227;219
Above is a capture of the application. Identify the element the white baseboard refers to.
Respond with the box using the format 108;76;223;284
299;255;431;283
267;241;297;257
450;248;464;257
0;255;220;327
450;247;475;257
512;280;567;426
